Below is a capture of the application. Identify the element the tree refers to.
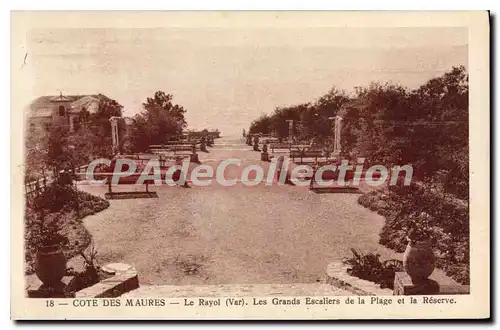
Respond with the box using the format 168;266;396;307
247;89;348;143
41;124;74;178
405;66;469;198
350;82;410;166
249;114;273;134
127;91;188;152
340;104;362;159
25;95;125;185
143;91;187;144
25;128;49;182
310;88;349;141
246;66;469;199
270;105;303;139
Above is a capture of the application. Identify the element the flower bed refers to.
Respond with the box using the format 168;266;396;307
357;183;469;284
25;184;110;274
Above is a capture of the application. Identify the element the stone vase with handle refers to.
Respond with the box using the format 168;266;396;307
403;238;436;284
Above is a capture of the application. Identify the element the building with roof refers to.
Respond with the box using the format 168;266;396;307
26;93;111;134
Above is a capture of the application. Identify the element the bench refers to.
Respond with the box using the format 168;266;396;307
309;166;383;193
171;145;195;154
262;138;279;145
99;156;191;198
101;173;159;199
187;139;202;145
149;144;197;158
160;140;195;146
290;149;323;163
270;143;291;153
149;145;200;163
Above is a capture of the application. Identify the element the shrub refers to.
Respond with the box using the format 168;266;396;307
25;183;110;274
358;183;469;284
342;248;403;289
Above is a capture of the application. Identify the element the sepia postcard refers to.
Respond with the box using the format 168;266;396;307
11;11;490;320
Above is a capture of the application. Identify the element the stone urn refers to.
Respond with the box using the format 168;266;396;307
200;141;207;152
403;238;436;283
35;244;67;287
261;143;269;161
253;136;260;149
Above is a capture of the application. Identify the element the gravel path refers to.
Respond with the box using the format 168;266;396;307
78;137;400;285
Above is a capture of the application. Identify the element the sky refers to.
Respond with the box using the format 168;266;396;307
25;27;468;136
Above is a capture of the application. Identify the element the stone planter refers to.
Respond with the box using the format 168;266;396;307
35;244;67;287
403;240;436;283
261;152;269;161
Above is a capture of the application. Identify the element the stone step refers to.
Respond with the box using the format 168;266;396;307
122;283;353;298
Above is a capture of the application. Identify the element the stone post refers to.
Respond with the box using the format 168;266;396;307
109;116;120;155
329;115;342;157
286;120;294;144
261;143;269;161
190;143;199;163
200;136;207;152
334;115;342;155
253;135;260;151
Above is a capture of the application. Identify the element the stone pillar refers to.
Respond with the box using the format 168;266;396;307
286;120;293;144
333;115;342;155
109;116;120;155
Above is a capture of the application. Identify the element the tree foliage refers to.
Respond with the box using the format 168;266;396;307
248;66;469;199
25;95;124;181
125;91;188;152
249;89;349;142
249;66;469;282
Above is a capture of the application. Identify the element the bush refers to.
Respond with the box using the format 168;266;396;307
25;183;110;274
358;183;469;284
342;248;403;289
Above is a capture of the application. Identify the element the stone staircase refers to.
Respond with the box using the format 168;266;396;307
122;283;352;298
